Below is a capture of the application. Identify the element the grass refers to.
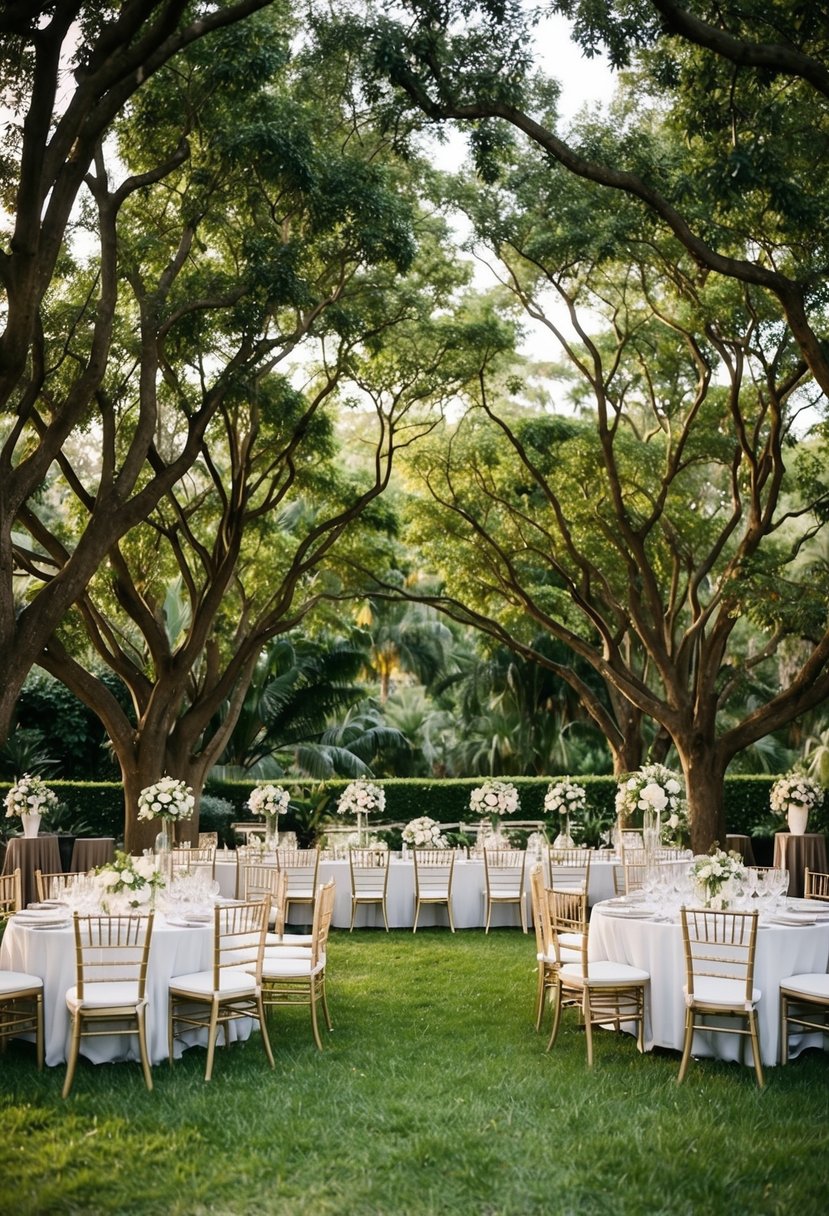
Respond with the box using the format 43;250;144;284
1;928;828;1216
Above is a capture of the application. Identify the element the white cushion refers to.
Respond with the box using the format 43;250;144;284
0;970;43;995
685;976;760;1010
260;956;325;980
66;982;145;1011
537;947;581;966
560;960;649;988
170;968;257;999
558;932;585;948
780;973;829;1001
265;933;313;947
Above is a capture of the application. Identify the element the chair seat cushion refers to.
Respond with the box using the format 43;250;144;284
170;968;257;999
558;932;585;948
560;960;649;988
259;955;325;980
264;946;313;961
265;933;313;947
0;970;43;995
537;947;581;966
66;982;145;1011
780;973;829;1001
684;976;760;1010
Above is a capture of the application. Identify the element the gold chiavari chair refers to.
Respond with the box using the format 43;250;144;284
0;869;22;923
279;848;320;925
779;968;829;1064
804;869;829;902
170;846;216;880
198;832;219;849
529;865;584;1033
678;908;763;1087
63;912;155;1097
0;965;44;1069
412;849;456;933
548;847;592;895
259;880;336;1050
168;898;273;1082
35;869;74;903
483;849;527;933
546;888;648;1067
348;848;391;931
234;844;278;898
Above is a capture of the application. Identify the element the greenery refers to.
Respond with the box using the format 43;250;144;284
0;930;826;1215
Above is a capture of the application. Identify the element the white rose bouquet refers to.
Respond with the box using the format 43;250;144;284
94;850;164;910
137;775;195;823
615;764;687;823
248;784;291;818
769;772;824;815
544;780;586;817
469;780;520;819
690;848;746;910
4;772;59;820
336;780;386;817
402;816;449;849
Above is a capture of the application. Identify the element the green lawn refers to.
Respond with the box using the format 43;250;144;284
1;929;827;1216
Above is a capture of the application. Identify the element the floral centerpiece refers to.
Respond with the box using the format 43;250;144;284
93;850;165;913
248;783;291;845
770;771;824;836
4;772;59;837
336;780;385;845
469;779;520;830
615;763;688;848
544;779;586;847
690;848;746;910
402;816;449;849
137;775;195;851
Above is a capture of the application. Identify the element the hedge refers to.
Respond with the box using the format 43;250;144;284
4;774;826;851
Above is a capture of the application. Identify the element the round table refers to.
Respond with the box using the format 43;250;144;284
589;901;829;1067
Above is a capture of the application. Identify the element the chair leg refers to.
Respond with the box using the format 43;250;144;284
35;993;44;1070
350;899;356;932
309;986;324;1050
534;969;545;1031
382;900;389;932
677;1009;695;1083
447;899;455;933
780;992;789;1065
413;899;420;933
256;993;275;1069
583;993;594;1067
62;1013;82;1098
168;994;176;1067
204;1001;220;1081
546;981;564;1053
519;896;528;935
136;1006;153;1092
748;1011;765;1088
485;899;492;934
320;975;333;1031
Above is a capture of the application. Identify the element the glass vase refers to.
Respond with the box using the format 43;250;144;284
553;813;574;849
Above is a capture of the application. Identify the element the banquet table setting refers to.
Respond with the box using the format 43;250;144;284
0;869;253;1069
588;872;829;1068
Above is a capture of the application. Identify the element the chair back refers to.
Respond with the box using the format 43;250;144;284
623;859;649;894
529;864;552;958
278;848;320;898
198;832;219;849
72;912;154;999
547;887;588;971
805;868;829;902
484;849;526;899
171;846;216;878
349;848;390;898
212;897;270;988
680;908;759;1004
654;848;690;862
0;868;22;920
35;869;74;903
413;849;455;899
242;862;286;923
310;880;336;968
548;847;591;894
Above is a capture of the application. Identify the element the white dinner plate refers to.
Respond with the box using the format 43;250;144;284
597;906;655;919
768;913;818;926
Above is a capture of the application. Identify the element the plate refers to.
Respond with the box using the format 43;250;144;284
597;906;655;919
768;913;818;926
786;898;829;914
165;914;211;928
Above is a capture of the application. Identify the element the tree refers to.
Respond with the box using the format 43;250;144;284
0;0;286;745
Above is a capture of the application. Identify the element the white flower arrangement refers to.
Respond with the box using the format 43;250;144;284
469;779;520;818
769;771;825;815
4;772;59;820
248;784;291;818
544;780;586;816
615;763;687;822
336;780;386;817
402;816;449;849
136;775;195;823
94;850;164;909
690;848;746;910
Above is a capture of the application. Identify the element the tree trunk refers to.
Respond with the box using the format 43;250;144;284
676;736;727;854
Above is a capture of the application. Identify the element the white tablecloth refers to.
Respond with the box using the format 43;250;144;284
214;852;623;929
590;903;829;1067
0;914;250;1068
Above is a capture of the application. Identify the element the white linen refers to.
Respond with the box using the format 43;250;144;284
213;852;622;929
0;915;251;1068
590;903;829;1067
